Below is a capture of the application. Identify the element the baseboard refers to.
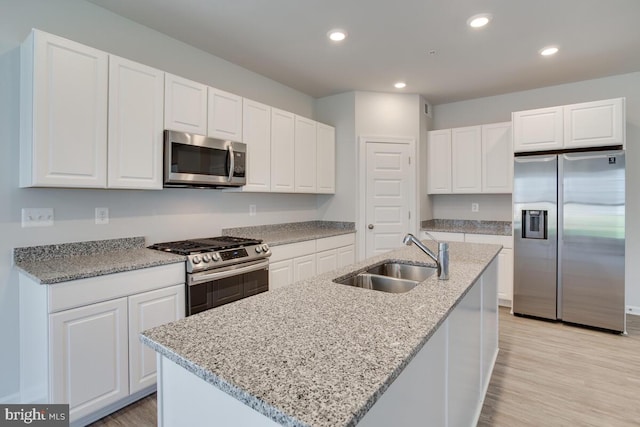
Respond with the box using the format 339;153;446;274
70;386;156;427
498;298;512;308
0;392;21;404
626;305;640;316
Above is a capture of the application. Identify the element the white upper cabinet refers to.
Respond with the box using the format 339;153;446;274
512;106;563;152
427;129;452;194
481;122;513;193
452;126;482;193
164;73;207;135
513;98;625;152
563;98;625;149
316;123;336;194
207;87;243;142
294;116;317;193
20;29;108;188
108;56;164;190
242;98;271;192
271;108;295;192
428;123;512;194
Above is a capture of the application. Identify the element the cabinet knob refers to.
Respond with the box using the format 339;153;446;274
368;224;374;230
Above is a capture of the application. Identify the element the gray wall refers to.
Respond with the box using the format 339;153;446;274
432;72;640;313
0;0;320;402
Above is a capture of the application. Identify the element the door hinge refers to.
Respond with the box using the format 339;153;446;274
408;211;411;220
408;157;411;165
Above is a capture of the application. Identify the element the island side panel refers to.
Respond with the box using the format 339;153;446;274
157;356;280;427
357;322;447;427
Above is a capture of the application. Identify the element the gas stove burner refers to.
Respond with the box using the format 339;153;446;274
148;236;262;255
148;235;270;273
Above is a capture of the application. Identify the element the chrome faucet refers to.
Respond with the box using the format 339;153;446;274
403;233;449;280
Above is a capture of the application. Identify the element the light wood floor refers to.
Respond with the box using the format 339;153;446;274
90;308;640;426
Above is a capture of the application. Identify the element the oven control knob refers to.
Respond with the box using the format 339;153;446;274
262;244;269;253
211;253;220;262
192;255;202;264
255;246;262;253
202;254;211;263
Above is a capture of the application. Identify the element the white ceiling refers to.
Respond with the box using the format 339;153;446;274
87;0;640;104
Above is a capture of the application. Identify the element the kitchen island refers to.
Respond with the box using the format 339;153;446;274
141;240;501;427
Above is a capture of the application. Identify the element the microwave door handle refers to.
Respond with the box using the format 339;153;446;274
227;145;234;182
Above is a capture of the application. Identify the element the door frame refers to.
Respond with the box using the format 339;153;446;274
357;135;417;260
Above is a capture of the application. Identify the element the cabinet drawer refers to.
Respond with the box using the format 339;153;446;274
316;233;355;252
464;233;513;248
269;240;316;262
48;263;185;313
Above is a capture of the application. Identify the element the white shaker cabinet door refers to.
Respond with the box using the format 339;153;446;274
427;129;452;194
128;284;185;394
269;259;294;291
451;126;482;193
20;29;108;188
207;87;243;142
108;56;164;189
294;116;317;193
50;298;129;421
512;106;563;152
271;108;295;192
337;245;356;268
242;99;271;191
316;249;338;274
293;254;316;283
164;73;207;135
316;123;336;194
563;98;625;149
481;122;513;193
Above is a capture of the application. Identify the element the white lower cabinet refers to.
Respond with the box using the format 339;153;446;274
268;259;294;292
50;298;129;420
268;233;356;288
422;230;513;306
19;263;185;426
293;254;316;282
128;285;184;394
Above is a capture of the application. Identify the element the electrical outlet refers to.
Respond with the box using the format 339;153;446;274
22;208;54;227
471;203;479;212
95;207;109;225
249;205;256;216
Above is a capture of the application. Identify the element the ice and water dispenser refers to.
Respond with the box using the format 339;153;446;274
522;210;547;239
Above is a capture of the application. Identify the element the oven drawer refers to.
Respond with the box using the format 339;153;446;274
187;260;269;315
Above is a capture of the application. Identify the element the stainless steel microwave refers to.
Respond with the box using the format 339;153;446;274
164;130;246;188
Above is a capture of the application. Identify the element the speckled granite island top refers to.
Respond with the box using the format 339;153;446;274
422;219;512;236
14;237;185;284
223;220;355;246
141;240;501;427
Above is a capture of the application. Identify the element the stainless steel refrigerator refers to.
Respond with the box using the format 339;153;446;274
513;150;625;332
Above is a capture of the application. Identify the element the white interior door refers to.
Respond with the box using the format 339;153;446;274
365;142;412;257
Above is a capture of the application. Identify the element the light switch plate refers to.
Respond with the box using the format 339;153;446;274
22;208;54;228
471;203;479;212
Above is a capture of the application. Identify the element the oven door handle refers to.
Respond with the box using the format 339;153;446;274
227;144;235;182
189;259;269;285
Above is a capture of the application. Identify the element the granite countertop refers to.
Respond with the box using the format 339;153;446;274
421;219;512;236
14;237;185;284
141;240;501;427
223;220;356;246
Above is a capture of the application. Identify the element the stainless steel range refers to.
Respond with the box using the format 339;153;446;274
149;236;271;316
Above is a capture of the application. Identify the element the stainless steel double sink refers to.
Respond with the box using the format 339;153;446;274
333;261;437;294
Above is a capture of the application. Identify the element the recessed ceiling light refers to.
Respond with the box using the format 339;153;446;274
540;46;559;56
327;29;347;42
394;82;407;89
467;13;492;28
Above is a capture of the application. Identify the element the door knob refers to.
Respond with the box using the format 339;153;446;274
368;224;374;229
